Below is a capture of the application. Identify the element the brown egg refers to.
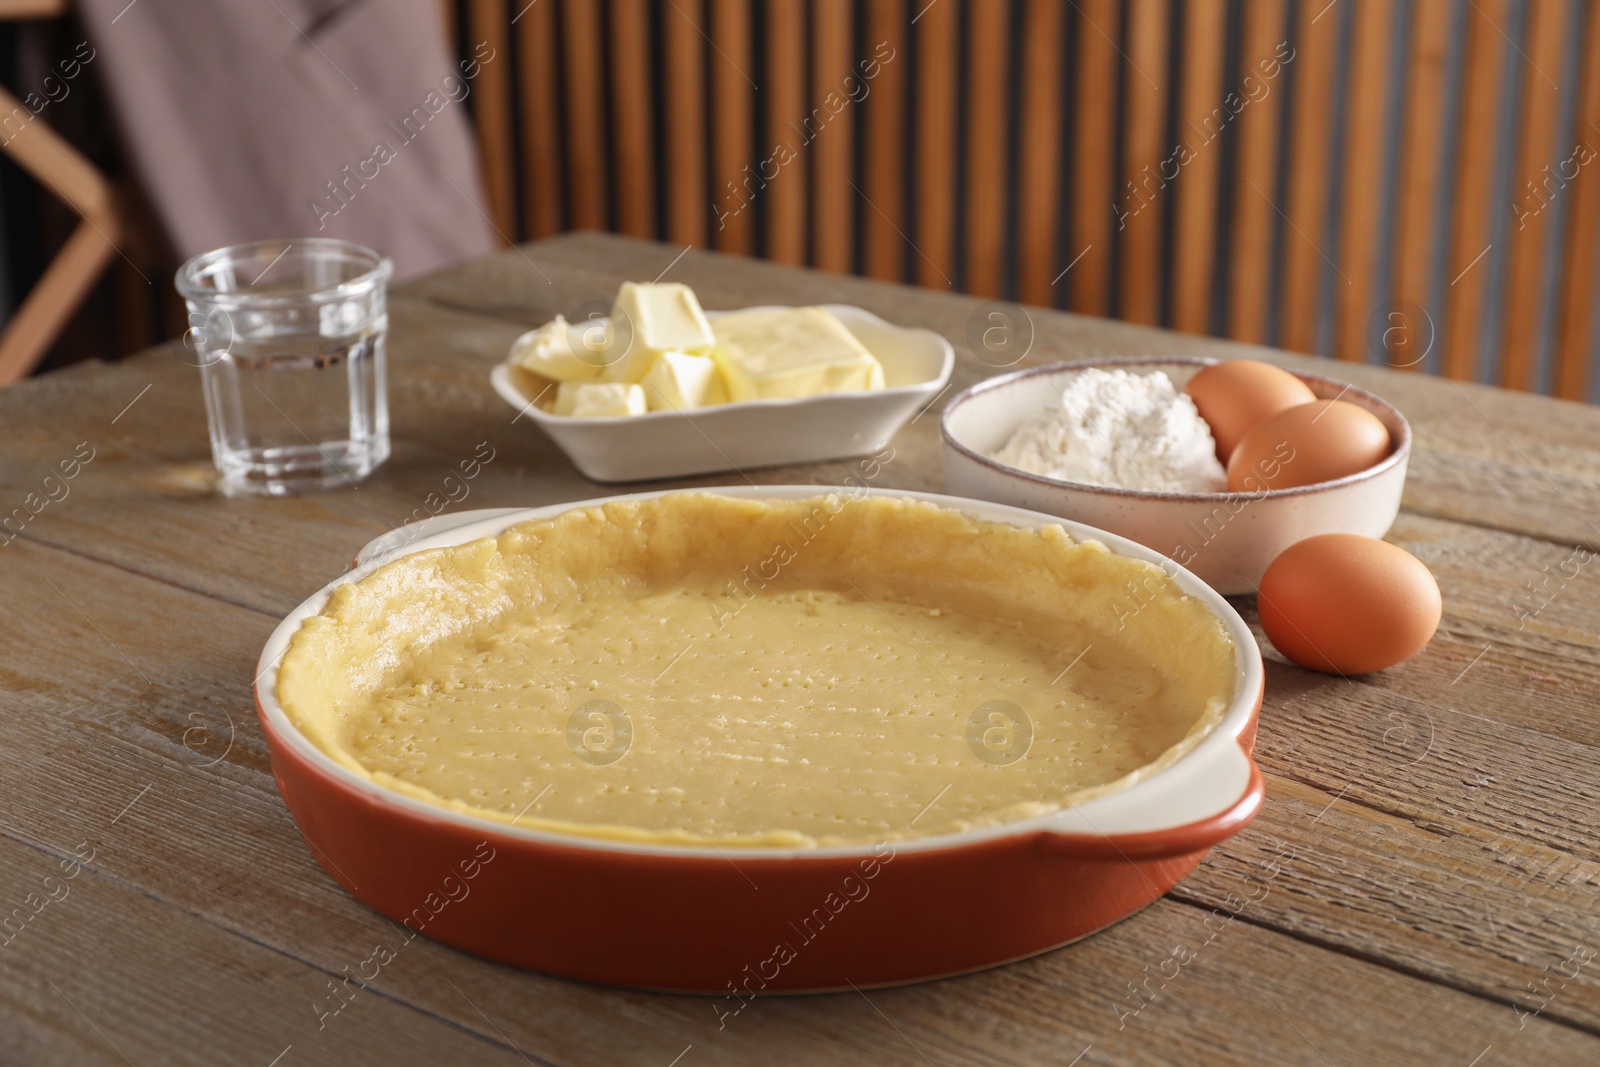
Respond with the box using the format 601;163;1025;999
1226;400;1391;492
1183;360;1316;463
1257;534;1441;675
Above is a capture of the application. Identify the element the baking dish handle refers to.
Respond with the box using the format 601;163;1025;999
1033;739;1264;860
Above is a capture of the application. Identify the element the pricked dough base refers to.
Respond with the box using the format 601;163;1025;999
277;494;1235;848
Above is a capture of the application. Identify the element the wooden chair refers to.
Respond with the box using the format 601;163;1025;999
448;0;1600;401
0;0;123;384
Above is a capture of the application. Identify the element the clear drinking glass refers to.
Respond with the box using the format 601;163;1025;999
175;239;392;496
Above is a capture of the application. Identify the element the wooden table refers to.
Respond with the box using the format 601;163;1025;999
2;233;1597;1065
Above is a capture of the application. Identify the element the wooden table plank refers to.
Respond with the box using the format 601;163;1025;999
8;288;1598;632
1178;775;1600;1033
0;833;536;1067
399;233;1600;545
4;232;1600;1064
4;533;1595;1064
5;522;1593;1022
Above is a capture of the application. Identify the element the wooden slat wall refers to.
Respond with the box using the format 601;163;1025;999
1280;0;1339;355
765;0;808;266
1498;0;1570;392
1554;3;1600;401
1015;0;1064;307
1226;0;1288;344
560;0;609;231
1333;0;1395;363
1118;0;1169;326
913;0;958;288
811;0;856;272
609;0;655;239
1170;0;1227;335
964;0;1011;298
710;0;754;254
1442;0;1509;384
515;0;563;239
662;0;706;246
861;0;908;281
465;0;514;238
454;0;1600;400
1390;0;1452;371
1070;0;1119;317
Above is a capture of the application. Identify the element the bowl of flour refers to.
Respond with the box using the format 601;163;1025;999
941;358;1410;594
989;367;1227;494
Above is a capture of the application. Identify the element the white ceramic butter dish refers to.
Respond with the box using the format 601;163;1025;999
490;305;953;482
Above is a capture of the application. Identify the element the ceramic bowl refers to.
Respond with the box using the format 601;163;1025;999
941;357;1412;595
490;305;954;482
255;487;1264;992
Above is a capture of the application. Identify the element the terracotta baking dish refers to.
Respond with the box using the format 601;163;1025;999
254;487;1264;992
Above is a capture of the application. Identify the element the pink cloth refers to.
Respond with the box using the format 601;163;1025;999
77;0;496;281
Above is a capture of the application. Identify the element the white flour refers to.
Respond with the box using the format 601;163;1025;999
991;368;1226;493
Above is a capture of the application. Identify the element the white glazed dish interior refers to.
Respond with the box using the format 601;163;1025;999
490;305;954;482
941;357;1412;596
256;486;1263;860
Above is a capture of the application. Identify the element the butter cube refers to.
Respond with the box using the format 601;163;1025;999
600;282;715;383
709;307;886;401
511;315;604;382
553;381;648;418
640;351;727;411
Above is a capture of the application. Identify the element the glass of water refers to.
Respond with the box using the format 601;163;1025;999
175;239;392;496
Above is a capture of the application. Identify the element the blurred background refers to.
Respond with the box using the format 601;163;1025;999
3;0;1598;400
